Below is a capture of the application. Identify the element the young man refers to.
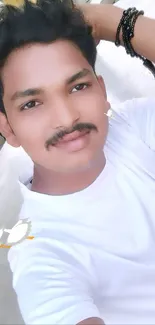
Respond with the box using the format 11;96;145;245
0;1;155;324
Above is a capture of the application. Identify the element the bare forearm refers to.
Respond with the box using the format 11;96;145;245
84;4;155;63
131;15;155;62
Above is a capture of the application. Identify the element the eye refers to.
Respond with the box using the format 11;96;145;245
71;83;91;93
20;100;40;111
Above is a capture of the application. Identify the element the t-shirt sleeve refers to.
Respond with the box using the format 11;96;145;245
117;97;155;151
8;239;101;325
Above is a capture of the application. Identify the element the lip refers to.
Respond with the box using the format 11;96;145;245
55;130;90;152
58;130;88;143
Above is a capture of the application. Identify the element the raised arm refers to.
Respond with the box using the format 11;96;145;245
80;4;155;63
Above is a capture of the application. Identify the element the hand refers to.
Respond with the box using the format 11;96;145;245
78;4;123;44
77;4;101;44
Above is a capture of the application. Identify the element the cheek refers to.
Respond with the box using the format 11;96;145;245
87;95;109;146
74;90;107;118
78;91;109;129
10;113;45;150
75;92;109;149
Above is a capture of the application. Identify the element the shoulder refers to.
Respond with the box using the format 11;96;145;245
112;97;155;122
108;97;155;141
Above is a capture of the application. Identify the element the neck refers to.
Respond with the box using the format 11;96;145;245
31;153;105;196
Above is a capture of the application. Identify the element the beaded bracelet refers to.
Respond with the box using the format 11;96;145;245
115;7;155;78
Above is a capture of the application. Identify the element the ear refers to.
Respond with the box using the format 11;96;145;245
0;112;20;148
97;75;108;99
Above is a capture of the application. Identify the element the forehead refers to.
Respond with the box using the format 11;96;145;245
2;40;91;94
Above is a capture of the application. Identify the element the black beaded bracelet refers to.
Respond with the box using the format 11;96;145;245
115;7;155;78
115;8;137;47
122;10;142;57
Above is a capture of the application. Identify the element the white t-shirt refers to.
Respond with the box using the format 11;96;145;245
8;98;155;325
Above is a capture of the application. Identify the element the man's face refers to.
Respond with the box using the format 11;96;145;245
2;40;109;173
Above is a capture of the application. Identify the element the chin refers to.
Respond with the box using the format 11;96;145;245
59;150;101;174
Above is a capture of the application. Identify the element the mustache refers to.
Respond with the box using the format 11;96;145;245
45;122;98;149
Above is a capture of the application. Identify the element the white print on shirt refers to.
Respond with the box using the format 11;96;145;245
0;219;34;248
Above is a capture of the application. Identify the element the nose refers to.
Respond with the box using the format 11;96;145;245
51;98;80;129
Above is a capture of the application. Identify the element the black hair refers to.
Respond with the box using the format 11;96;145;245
0;0;96;114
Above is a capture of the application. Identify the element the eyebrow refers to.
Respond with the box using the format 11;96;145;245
66;68;91;84
10;68;91;101
11;88;42;101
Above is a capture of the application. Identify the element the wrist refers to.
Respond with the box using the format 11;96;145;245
95;4;123;41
